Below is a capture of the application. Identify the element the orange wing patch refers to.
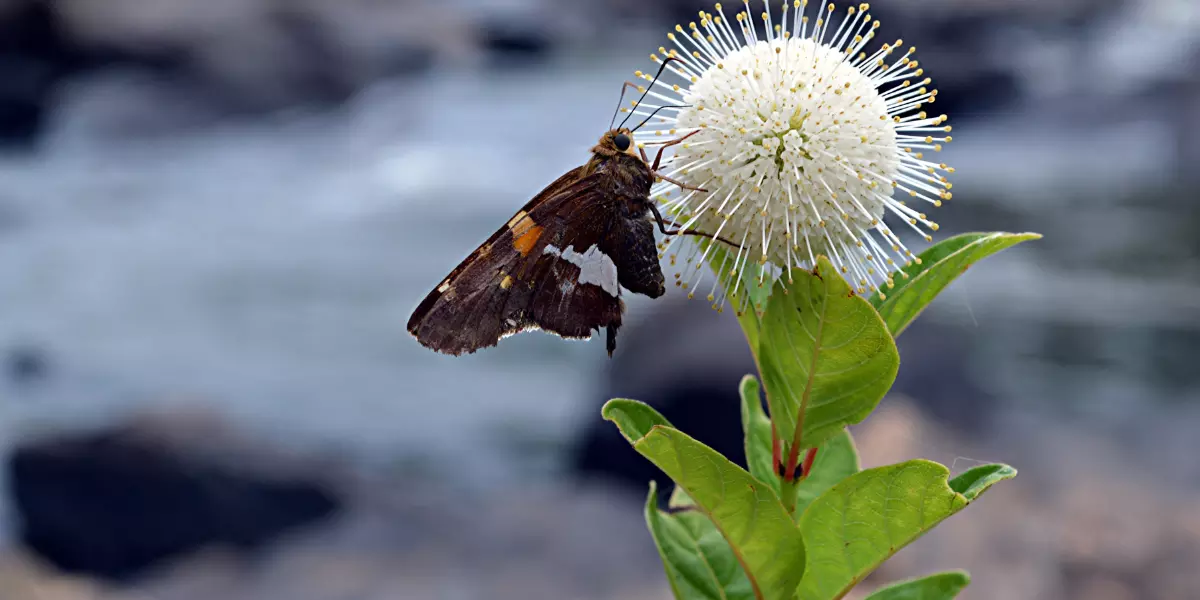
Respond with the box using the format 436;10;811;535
513;226;543;255
508;210;543;256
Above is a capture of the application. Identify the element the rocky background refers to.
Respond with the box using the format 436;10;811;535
0;0;1198;598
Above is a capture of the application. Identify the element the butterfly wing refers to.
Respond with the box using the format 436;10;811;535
408;170;637;356
604;198;665;300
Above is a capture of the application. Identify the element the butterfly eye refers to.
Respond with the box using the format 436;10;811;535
614;133;631;152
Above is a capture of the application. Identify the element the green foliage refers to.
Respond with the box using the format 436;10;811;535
791;429;859;519
949;463;1020;500
797;460;1015;600
645;482;754;600
759;256;899;456
603;397;672;439
738;375;779;495
604;399;807;600
740;374;861;519
863;571;971;600
603;231;1035;600
871;232;1041;336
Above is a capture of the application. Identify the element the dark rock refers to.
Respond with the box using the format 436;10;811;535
478;18;554;65
0;0;77;144
891;319;996;433
8;418;340;581
854;7;1026;120
376;43;437;79
6;344;49;385
0;0;191;144
574;378;749;498
0;0;462;143
570;296;755;494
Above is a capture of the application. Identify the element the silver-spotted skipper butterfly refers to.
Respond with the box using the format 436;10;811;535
408;59;726;356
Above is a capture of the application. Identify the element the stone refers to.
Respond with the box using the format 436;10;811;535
0;0;79;144
8;412;340;580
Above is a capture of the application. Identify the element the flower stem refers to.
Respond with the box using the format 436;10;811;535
780;476;799;516
783;274;829;481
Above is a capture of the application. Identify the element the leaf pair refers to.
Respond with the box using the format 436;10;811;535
607;399;1016;600
737;232;1040;473
739;375;858;517
605;400;806;600
797;461;1015;600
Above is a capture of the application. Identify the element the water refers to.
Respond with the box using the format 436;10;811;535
0;53;664;522
1;36;1198;544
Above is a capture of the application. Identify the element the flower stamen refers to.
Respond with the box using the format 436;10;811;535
636;1;952;308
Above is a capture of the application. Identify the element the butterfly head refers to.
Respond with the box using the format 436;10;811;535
596;128;638;159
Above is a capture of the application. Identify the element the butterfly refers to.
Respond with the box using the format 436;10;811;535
407;59;725;356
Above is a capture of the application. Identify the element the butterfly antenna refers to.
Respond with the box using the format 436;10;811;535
609;83;633;130
632;104;690;132
618;57;680;130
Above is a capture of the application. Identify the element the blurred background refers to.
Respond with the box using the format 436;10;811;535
0;0;1197;598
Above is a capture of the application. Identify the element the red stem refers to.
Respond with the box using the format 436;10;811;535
801;447;819;480
771;420;782;475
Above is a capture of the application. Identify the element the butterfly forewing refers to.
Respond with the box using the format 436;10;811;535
407;171;648;356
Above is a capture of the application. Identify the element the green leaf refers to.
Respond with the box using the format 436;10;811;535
739;378;862;519
603;398;673;442
871;232;1041;336
758;256;899;460
792;429;859;519
797;460;1015;600
604;399;807;600
863;571;971;600
739;375;779;495
645;482;755;600
949;463;1019;500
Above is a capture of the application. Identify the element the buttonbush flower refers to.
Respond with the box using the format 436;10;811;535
628;1;953;310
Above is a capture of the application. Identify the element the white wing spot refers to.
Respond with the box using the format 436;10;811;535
544;244;619;297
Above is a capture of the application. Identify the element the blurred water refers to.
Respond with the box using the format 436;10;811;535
1;30;1199;546
0;49;667;534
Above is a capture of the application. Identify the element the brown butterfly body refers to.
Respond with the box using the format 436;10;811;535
407;128;677;356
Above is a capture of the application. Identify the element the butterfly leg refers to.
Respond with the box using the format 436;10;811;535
653;171;707;193
648;130;701;171
638;144;651;164
647;202;702;237
645;201;736;247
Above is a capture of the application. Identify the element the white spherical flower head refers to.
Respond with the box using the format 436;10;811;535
627;1;954;308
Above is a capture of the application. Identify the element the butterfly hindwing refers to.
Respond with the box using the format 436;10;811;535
605;209;665;299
